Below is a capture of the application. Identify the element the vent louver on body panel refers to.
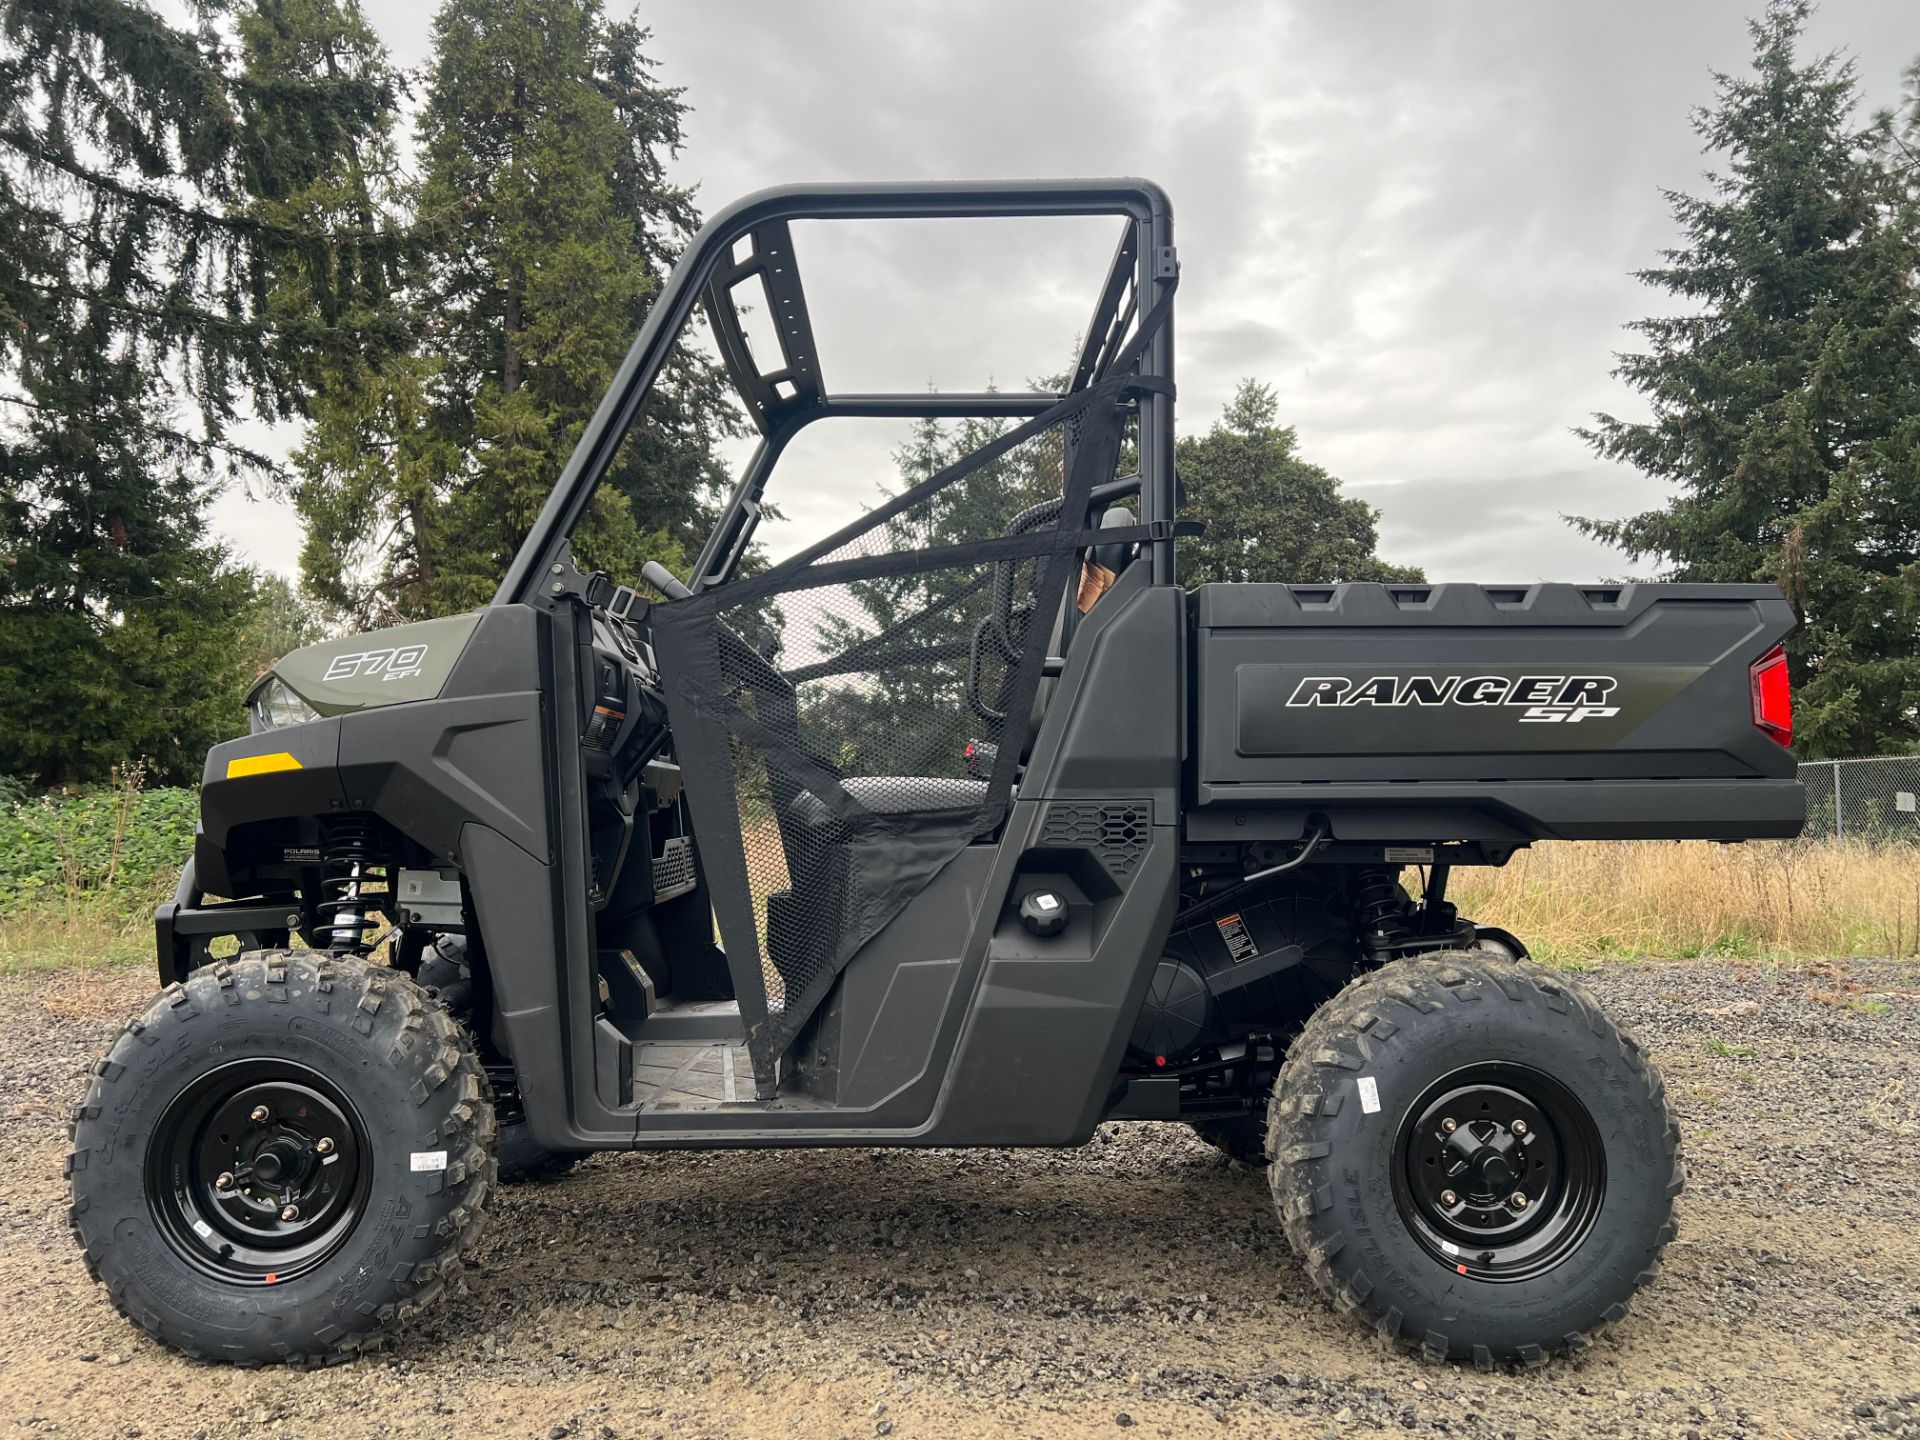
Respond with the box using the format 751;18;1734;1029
1039;801;1150;882
651;834;698;904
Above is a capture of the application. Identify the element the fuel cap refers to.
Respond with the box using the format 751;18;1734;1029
1018;889;1068;937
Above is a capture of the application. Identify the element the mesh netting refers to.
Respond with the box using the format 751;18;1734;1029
721;548;1037;1018
652;390;1128;1086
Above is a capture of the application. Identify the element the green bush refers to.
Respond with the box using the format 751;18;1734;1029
0;779;197;925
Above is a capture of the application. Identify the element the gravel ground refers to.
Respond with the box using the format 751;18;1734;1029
3;957;1918;1440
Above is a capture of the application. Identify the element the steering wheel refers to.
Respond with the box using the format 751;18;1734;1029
964;497;1075;723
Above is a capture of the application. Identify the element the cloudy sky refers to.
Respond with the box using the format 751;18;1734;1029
213;0;1920;583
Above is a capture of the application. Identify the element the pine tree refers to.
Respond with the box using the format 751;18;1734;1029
1175;381;1422;587
0;0;397;784
1576;1;1920;757
293;0;738;619
235;0;435;619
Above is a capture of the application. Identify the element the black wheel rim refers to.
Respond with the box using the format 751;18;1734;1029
146;1059;372;1286
1391;1062;1606;1283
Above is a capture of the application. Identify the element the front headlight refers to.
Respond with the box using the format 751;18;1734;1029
251;676;322;732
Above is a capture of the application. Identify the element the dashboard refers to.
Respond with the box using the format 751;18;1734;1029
579;606;668;782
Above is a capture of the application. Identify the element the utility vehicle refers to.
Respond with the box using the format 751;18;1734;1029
68;180;1804;1367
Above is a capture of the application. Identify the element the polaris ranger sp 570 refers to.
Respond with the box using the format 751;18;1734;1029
68;181;1804;1366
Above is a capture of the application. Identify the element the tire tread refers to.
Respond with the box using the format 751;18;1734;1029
1266;949;1681;1366
67;951;496;1367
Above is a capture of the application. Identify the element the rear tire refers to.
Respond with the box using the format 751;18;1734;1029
1190;1116;1269;1165
68;952;495;1365
1267;951;1680;1366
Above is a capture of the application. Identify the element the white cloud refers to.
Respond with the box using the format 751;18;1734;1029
220;0;1916;585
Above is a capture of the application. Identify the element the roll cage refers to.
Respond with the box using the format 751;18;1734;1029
494;179;1179;605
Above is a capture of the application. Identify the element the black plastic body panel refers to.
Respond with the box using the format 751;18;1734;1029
461;821;568;1083
927;831;1177;1144
796;851;986;1110
336;690;550;865
199;720;349;854
195;606;557;873
921;577;1184;1144
1189;581;1804;841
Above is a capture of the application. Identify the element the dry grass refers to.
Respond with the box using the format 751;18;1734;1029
1451;839;1920;968
37;967;144;1021
4;838;1914;978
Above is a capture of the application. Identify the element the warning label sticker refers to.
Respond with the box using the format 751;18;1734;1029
1357;1076;1381;1114
1216;913;1258;964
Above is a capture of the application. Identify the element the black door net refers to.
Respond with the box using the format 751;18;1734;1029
650;374;1160;1094
648;267;1178;1096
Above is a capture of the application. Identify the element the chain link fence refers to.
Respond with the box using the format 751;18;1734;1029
1797;756;1920;842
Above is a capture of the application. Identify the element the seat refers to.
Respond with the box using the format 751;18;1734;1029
788;775;988;828
787;507;1135;843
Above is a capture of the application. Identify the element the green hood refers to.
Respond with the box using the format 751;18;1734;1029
271;611;483;716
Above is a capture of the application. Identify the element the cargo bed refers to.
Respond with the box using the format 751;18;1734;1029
1187;581;1804;844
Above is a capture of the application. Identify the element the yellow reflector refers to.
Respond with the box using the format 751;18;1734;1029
225;752;303;779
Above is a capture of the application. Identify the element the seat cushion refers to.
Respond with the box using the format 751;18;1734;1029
790;775;988;827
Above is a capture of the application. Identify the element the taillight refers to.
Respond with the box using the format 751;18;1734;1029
1749;644;1792;748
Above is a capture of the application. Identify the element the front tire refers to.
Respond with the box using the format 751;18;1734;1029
68;952;496;1365
495;1119;588;1183
1190;1116;1269;1165
416;938;585;1185
1267;952;1680;1366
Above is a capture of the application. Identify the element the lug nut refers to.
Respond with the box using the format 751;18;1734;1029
215;1172;234;1191
1511;1119;1529;1137
315;1137;335;1156
1511;1192;1529;1210
1440;1189;1459;1206
1440;1117;1458;1134
280;1204;300;1222
250;1105;270;1123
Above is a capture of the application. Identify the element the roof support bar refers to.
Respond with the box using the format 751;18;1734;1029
500;179;1176;607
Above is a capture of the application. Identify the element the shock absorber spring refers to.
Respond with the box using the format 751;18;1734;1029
318;818;381;954
1351;866;1411;953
